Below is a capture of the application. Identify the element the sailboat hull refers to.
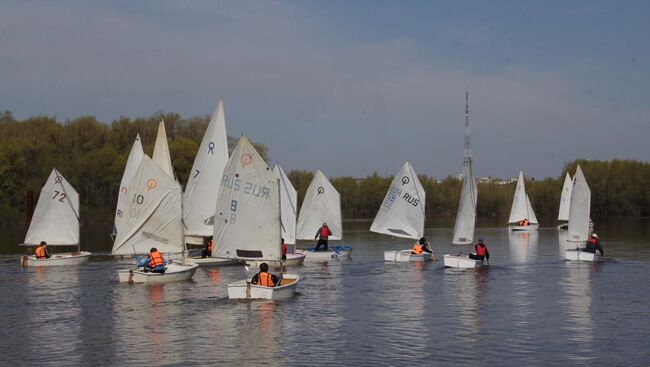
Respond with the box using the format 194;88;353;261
228;274;300;300
117;262;199;283
21;251;91;267
443;254;483;269
298;246;352;261
508;224;539;231
246;253;306;268
186;257;242;267
565;249;601;262
384;250;434;262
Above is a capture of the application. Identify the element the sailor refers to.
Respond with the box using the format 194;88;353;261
201;237;213;258
136;247;168;273
281;238;287;260
314;223;332;251
412;237;432;254
251;263;279;287
584;233;604;256
34;241;50;259
469;237;490;261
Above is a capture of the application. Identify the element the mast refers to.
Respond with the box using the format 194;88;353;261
464;87;472;167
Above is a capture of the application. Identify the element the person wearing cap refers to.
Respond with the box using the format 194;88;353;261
584;233;604;256
412;237;433;254
135;247;168;273
34;241;51;259
314;223;332;251
469;237;490;261
251;263;279;287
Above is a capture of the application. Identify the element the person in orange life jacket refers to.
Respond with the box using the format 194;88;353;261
314;223;332;251
201;237;213;258
412;237;432;254
281;238;287;260
34;241;50;259
251;262;279;287
136;247;168;273
518;219;529;226
584;233;604;256
469;237;490;261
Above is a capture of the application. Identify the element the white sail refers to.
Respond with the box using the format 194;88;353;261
274;164;298;245
24;169;79;246
113;134;144;236
112;155;184;255
370;161;425;239
568;165;591;241
296;170;343;241
152;120;175;179
183;98;229;237
452;162;478;244
213;136;281;261
558;172;572;222
508;171;536;224
526;195;539;224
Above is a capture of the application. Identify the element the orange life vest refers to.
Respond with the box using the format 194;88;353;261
148;251;165;268
319;226;329;238
412;243;423;254
35;246;46;259
207;240;213;253
523;219;529;226
476;244;487;256
257;272;275;287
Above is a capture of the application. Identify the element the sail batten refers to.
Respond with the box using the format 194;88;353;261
370;161;425;240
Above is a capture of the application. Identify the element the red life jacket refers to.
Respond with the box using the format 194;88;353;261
281;243;287;255
257;272;275;287
412;243;423;254
35;246;46;259
476;244;487;256
207;240;213;252
148;251;165;268
586;238;597;246
319;226;329;238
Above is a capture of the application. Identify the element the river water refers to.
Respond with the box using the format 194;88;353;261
1;218;649;366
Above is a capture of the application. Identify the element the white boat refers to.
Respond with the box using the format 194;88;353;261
297;246;353;261
213;136;300;299
296;170;350;260
445;91;483;269
112;155;198;282
370;161;430;262
557;172;572;230
20;168;91;267
186;257;242;267
507;171;539;231
567;165;591;242
183;98;229;245
565;249;601;262
246;252;306;268
113;134;144;238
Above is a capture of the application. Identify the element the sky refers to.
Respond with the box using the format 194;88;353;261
1;0;649;179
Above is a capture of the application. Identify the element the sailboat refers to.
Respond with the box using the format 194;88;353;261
557;173;572;230
507;171;539;231
565;165;599;261
184;98;229;247
213;136;300;300
295;170;352;261
371;161;431;262
152;119;175;179
112;134;144;239
269;164;306;266
444;91;483;268
112;155;199;283
20;168;91;267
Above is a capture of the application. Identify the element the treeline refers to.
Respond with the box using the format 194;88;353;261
2;111;650;226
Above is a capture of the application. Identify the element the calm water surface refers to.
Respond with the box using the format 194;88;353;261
1;218;649;366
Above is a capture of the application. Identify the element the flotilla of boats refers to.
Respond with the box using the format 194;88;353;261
17;94;605;299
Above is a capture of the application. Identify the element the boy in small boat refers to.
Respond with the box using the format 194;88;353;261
34;241;51;259
251;263;279;287
136;247;168;273
469;237;490;261
584;233;604;256
412;237;433;254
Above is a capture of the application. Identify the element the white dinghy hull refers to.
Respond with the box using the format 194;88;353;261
565;249;602;262
299;246;352;261
187;257;242;267
21;251;91;267
117;262;199;283
443;254;483;269
247;253;306;268
508;224;539;231
384;250;433;262
228;274;300;300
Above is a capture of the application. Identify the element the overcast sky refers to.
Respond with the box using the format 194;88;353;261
1;0;649;179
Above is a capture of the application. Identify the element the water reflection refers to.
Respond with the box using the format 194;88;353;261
443;267;488;344
508;231;539;264
561;262;595;362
